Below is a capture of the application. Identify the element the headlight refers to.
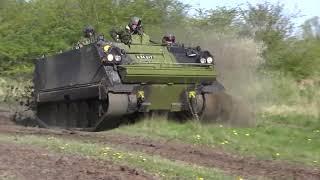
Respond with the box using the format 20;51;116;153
200;58;206;64
207;57;213;64
115;55;121;62
107;54;114;61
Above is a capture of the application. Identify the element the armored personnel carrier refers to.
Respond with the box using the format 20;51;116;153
32;34;241;131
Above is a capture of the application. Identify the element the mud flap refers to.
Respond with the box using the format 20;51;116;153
201;92;255;127
201;92;232;123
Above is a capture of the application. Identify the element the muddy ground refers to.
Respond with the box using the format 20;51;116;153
0;111;319;180
0;143;153;180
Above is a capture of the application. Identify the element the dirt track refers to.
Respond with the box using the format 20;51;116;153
0;143;152;180
0;112;320;179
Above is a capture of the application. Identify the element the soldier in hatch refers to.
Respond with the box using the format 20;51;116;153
75;25;96;49
162;33;176;46
110;17;149;45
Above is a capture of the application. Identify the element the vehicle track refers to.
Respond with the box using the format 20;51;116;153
0;113;319;179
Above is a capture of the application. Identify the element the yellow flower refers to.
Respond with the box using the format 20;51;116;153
307;138;312;141
142;158;146;162
60;146;65;150
276;153;280;156
220;142;225;145
224;140;229;144
198;177;204;180
245;133;250;136
313;161;317;163
219;125;223;128
118;155;123;159
195;134;201;140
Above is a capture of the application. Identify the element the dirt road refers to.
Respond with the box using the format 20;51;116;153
0;112;319;179
0;143;153;180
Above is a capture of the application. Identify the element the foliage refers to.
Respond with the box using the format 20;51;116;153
115;113;320;166
0;0;188;73
0;0;319;79
302;16;320;39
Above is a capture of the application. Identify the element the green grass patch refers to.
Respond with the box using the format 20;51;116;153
115;113;320;166
0;134;233;180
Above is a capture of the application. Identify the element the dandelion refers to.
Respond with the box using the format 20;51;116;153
232;130;238;135
142;158;146;162
237;177;244;180
118;155;123;159
103;152;108;156
245;133;250;136
315;130;320;133
65;143;69;146
104;147;111;151
219;125;223;128
313;160;318;163
113;152;122;157
198;177;204;180
220;142;225;145
307;138;312;141
60;146;65;150
224;140;229;144
195;134;201;140
276;153;280;156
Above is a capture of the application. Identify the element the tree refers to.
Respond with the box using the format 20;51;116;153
239;2;295;41
302;16;320;39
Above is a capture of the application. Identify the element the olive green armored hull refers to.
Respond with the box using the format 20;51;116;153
32;34;233;131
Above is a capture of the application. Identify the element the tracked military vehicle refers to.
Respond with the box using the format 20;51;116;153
32;34;238;131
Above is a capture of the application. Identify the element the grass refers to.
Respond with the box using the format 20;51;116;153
114;113;320;166
0;134;233;180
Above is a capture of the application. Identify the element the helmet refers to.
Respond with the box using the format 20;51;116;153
128;17;142;32
162;34;176;45
83;25;95;38
97;34;105;41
